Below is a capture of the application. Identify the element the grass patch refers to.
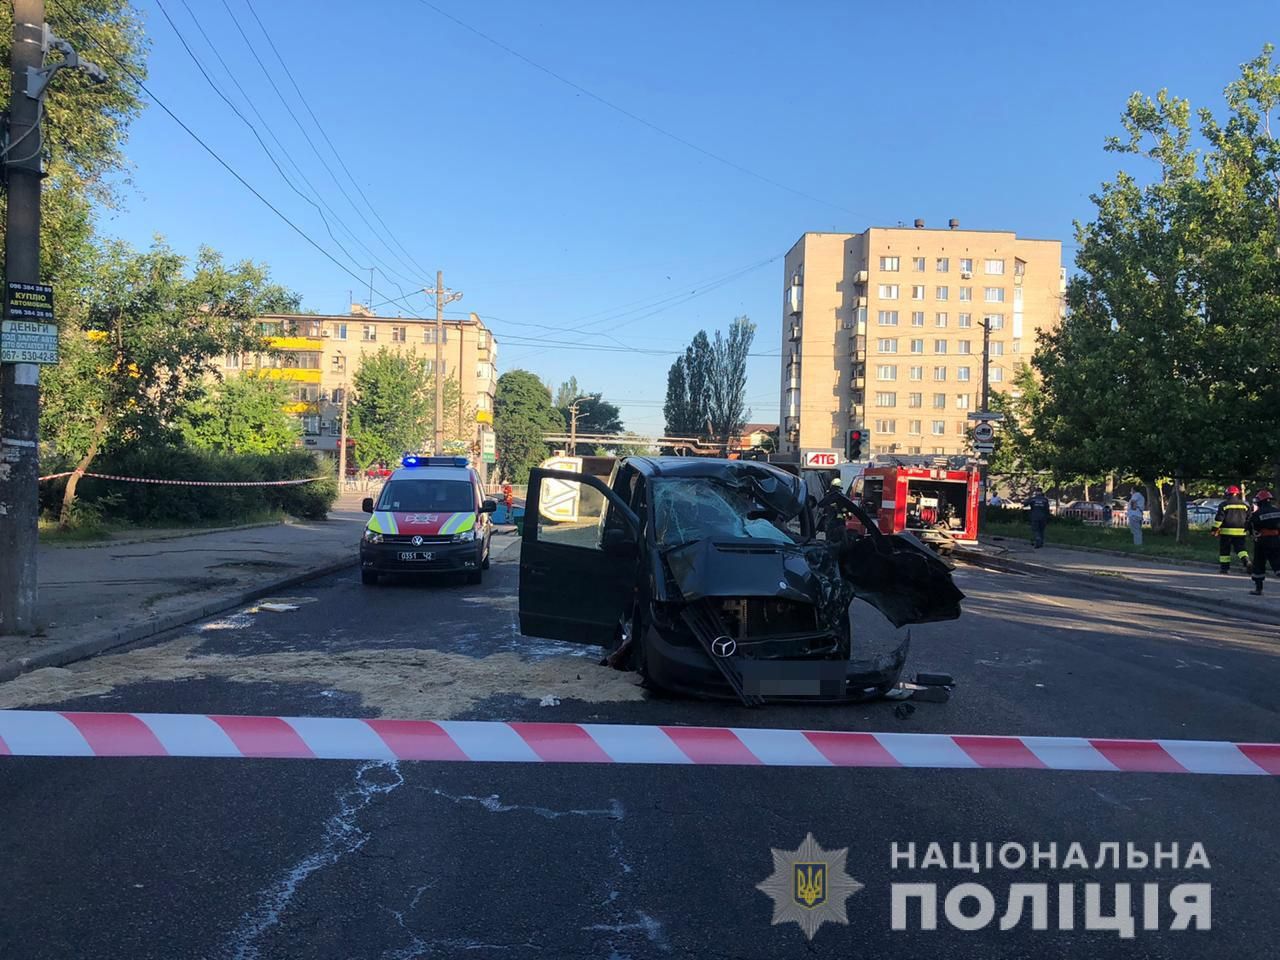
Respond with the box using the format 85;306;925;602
982;516;1218;563
38;508;286;546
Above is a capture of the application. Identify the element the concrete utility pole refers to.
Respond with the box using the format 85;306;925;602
336;364;349;490
0;2;46;635
429;271;463;456
567;395;590;456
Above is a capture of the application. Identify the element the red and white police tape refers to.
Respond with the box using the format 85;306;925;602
1;711;1277;775
37;472;327;486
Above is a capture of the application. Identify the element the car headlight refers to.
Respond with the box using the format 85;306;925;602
452;528;476;542
363;530;383;544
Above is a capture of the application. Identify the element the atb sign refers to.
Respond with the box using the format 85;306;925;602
1;282;57;364
802;449;842;468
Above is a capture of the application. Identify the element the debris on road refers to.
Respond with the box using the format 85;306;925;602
255;603;300;613
539;695;561;707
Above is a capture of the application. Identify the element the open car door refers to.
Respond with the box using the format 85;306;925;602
519;468;640;645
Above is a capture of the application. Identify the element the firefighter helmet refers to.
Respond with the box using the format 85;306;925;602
1227;485;1241;495
1256;490;1274;502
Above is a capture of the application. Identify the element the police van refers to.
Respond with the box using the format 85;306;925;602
359;455;497;585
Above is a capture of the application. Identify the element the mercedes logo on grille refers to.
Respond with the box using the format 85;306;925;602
411;535;424;546
711;636;737;658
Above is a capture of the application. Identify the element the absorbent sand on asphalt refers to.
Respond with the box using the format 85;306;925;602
0;633;646;716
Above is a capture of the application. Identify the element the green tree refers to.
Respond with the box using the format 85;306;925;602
558;392;623;436
494;369;563;483
176;373;301;455
663;331;712;436
707;316;755;449
40;240;299;524
554;376;581;409
347;348;471;468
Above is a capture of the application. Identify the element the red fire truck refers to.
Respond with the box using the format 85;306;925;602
848;457;981;555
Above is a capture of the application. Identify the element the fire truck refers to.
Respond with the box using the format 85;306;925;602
847;456;981;555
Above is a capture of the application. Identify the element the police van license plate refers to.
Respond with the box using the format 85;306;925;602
397;551;434;561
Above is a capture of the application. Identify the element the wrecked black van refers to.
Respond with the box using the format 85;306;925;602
518;457;963;705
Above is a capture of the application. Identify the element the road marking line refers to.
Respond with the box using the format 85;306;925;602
0;711;1275;775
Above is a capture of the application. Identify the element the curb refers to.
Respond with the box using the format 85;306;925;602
0;557;357;683
955;550;1280;628
981;536;1217;571
40;519;285;551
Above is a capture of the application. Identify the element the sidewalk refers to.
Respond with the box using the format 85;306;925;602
965;535;1280;626
0;496;367;681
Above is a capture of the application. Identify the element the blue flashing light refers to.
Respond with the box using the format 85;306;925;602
402;455;421;468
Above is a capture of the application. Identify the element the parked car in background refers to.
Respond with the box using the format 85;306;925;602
1059;501;1114;521
1185;504;1217;527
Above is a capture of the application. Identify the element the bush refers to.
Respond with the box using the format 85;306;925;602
60;446;337;526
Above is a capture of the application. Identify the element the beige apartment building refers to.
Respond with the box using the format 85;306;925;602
214;308;498;463
780;221;1063;458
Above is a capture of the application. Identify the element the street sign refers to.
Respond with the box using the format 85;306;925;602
972;422;995;443
6;281;54;321
0;320;58;364
974;442;995;454
967;411;1004;421
481;430;496;464
802;449;842;468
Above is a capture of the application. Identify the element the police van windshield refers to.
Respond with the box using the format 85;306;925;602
376;479;474;513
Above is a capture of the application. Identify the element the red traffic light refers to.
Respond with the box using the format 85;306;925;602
850;430;863;440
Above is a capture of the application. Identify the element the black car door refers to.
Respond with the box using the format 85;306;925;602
519;468;640;645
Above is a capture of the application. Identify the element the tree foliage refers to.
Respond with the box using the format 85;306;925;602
707;316;755;448
1032;46;1280;536
557;390;623;437
176;373;300;455
663;330;712;436
494;369;563;483
348;347;471;468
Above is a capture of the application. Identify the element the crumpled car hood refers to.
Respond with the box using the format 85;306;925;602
662;539;820;605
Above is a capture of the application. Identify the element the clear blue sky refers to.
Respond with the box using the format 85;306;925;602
99;0;1275;435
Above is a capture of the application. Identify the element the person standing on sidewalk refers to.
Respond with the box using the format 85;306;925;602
1024;488;1051;549
1212;485;1251;573
1126;489;1146;545
1245;490;1280;595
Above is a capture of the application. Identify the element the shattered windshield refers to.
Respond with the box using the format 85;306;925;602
652;478;801;547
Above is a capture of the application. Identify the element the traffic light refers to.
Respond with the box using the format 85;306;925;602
846;427;868;461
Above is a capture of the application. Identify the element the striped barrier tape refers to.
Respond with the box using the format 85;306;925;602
37;472;327;486
0;711;1276;775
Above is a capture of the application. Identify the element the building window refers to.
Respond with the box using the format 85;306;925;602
424;326;450;344
933;393;946;409
362;324;377;342
477;393;492;411
985;314;1005;330
876;365;897;381
332;387;345;405
224;353;240;369
331;355;346;372
877;338;898;353
908;446;922;454
958;313;972;328
880;256;900;272
933;366;947;381
911;311;925;327
959;286;973;302
912;257;926;271
391;325;407;342
302;415;321;436
957;340;971;354
909;365;923;381
476;361;494;379
1011;338;1022;353
856;305;868;327
908;393;923;408
875;391;897;407
956;394;971;410
991;367;1004;383
909;419;922;435
934;339;948;354
984;287;1006;303
910;338;924;354
936;286;949;301
334;322;348;340
878;284;900;299
936;257;949;273
990;341;1005;356
960;257;973;274
877;310;899;326
875;418;896;433
911;285;926;300
932;420;946;435
284;352;320;369
984;258;1005;275
424;359;448;377
955;420;968;435
935;312;948;328
1014;258;1026;277
477;330;489;348
957;366;971;382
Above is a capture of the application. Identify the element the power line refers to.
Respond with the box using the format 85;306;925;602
47;0;411;312
242;0;437;285
415;1;859;220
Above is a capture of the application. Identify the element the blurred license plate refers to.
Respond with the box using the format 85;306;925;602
739;660;845;697
397;551;434;561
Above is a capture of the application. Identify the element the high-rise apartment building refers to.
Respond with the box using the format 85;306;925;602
780;222;1063;457
212;309;498;463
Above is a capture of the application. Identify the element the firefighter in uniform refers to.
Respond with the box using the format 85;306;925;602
1212;485;1251;573
1245;490;1280;595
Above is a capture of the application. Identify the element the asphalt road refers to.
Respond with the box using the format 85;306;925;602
1;535;1277;959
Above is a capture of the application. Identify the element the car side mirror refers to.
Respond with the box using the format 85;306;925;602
601;526;636;557
361;497;374;514
480;499;498;514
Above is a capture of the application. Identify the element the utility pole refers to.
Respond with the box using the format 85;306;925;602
977;319;992;535
428;271;463;456
0;3;46;635
568;395;590;456
336;365;349;492
0;9;105;634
